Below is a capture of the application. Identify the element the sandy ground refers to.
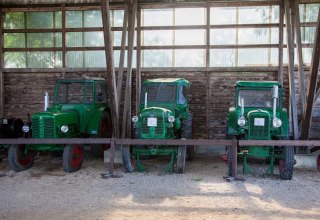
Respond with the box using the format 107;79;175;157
0;151;320;220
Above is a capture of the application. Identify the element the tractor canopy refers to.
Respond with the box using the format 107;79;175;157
227;81;288;139
30;77;110;139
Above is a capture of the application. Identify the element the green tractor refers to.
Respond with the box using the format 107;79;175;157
130;78;194;173
8;77;112;173
226;81;294;180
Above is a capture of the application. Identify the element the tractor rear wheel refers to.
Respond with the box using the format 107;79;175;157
63;144;84;173
181;113;194;161
91;111;112;158
8;144;34;172
279;146;294;180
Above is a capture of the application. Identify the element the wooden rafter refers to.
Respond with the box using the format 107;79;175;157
301;9;320;140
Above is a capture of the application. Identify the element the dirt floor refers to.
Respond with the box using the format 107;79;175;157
0;151;320;220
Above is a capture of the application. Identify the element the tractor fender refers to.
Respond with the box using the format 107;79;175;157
279;108;289;137
227;107;238;136
86;107;111;136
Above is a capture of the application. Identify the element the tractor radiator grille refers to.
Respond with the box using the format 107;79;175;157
141;117;164;136
248;114;270;140
32;118;55;138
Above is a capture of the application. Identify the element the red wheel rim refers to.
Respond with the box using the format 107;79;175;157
317;155;320;171
70;144;83;169
99;115;112;150
279;159;285;174
17;144;32;166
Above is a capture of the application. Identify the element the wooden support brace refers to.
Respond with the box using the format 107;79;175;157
301;10;320;140
278;0;284;84
116;5;128;111
101;0;120;177
285;0;299;140
293;0;307;119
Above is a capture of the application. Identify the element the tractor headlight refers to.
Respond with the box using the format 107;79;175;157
168;116;175;123
237;117;246;127
132;116;138;123
273;118;282;128
61;125;69;133
22;125;30;133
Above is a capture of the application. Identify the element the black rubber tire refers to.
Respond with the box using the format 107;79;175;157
63;144;84;173
181;113;194;161
91;111;113;158
227;146;233;177
8;144;34;172
176;145;186;174
279;146;294;180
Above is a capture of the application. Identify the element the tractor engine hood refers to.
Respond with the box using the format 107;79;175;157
31;110;79;138
140;107;172;117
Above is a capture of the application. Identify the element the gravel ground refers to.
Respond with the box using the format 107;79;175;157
0;152;320;220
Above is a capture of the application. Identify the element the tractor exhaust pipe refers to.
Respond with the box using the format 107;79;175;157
144;92;148;108
272;85;278;119
241;98;244;117
44;91;49;111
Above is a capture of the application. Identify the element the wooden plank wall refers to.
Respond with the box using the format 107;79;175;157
3;68;320;139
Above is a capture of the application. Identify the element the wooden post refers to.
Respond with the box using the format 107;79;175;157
136;7;141;114
301;10;320;140
285;0;299;140
116;5;128;109
62;4;66;69
293;0;306;118
278;0;284;84
121;0;137;139
100;0;122;177
101;0;119;138
206;0;210;68
0;9;4;116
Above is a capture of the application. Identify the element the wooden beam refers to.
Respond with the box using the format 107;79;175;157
293;0;307;121
285;0;299;140
0;70;4;117
101;0;119;138
0;9;4;116
301;10;320;140
205;0;210;139
62;4;66;68
121;0;137;139
116;5;128;109
136;7;141;114
1;66;279;74
278;0;284;84
206;0;210;68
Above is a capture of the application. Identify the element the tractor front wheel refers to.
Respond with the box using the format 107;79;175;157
279;146;294;180
8;144;34;172
176;145;186;174
63;144;84;173
227;146;233;176
181;113;194;161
